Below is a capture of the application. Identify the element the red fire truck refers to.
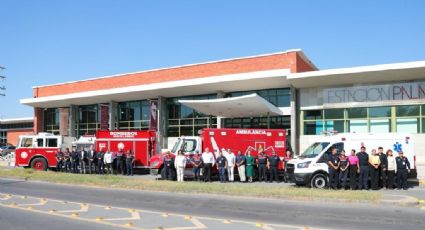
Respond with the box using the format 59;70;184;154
94;130;156;168
149;128;287;179
15;130;156;171
15;133;76;170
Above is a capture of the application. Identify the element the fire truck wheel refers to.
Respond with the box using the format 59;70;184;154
310;173;328;189
30;157;48;171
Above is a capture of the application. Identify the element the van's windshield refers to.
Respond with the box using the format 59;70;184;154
299;142;330;158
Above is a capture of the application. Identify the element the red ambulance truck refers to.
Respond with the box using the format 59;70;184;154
149;128;287;179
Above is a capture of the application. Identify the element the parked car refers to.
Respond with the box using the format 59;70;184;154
0;145;16;157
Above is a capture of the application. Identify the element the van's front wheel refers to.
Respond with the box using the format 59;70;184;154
311;173;328;189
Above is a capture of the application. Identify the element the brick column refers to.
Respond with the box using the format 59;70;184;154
59;108;69;136
34;108;44;134
68;105;77;137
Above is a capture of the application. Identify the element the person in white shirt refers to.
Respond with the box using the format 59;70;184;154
202;147;215;182
225;148;236;182
103;149;114;175
174;150;187;182
386;149;397;189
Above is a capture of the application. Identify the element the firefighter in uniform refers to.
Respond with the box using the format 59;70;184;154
191;152;202;181
378;147;388;188
126;150;135;176
55;148;64;172
97;147;105;175
71;147;80;173
163;151;175;180
256;149;267;182
63;148;71;173
216;151;228;183
267;151;280;183
327;147;340;189
396;151;411;190
116;149;125;175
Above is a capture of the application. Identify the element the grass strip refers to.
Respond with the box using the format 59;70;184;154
0;167;381;202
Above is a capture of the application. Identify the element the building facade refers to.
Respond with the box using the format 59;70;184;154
0;118;34;146
20;50;425;173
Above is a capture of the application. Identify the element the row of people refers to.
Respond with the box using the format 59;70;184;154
327;146;411;190
163;147;292;183
55;147;135;176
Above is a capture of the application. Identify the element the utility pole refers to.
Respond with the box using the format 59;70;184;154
0;66;5;97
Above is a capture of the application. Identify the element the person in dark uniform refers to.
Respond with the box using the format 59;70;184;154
97;147;105;175
216;151;228;183
55;148;64;172
126;150;135;176
163;151;175;180
267;151;280;183
71;147;80;173
79;147;88;174
356;146;369;190
191;152;202;181
377;147;388;188
256;149;267;182
327;147;340;189
63;148;71;173
396;151;411;190
338;150;349;189
116;149;125;175
369;149;381;190
87;146;96;174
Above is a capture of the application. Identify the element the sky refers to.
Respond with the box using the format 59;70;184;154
1;0;425;119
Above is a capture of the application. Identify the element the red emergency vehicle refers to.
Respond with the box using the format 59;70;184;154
149;128;287;178
15;133;75;170
15;130;156;171
94;130;156;168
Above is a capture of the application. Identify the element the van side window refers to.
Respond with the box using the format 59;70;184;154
325;142;345;155
46;138;58;148
318;142;345;163
37;138;44;148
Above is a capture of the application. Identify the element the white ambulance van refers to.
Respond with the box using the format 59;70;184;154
286;133;416;188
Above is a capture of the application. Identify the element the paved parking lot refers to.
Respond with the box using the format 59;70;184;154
0;192;323;230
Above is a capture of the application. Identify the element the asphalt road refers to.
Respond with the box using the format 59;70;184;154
0;178;424;230
0;206;118;230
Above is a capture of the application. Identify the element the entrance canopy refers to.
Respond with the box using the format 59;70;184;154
178;93;283;118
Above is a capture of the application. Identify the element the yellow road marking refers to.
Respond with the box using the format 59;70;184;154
17;198;48;207
58;203;89;213
104;210;141;221
0;193;330;230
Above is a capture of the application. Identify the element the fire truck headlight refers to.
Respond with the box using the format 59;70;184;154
297;161;311;169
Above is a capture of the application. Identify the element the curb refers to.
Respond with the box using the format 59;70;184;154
380;194;419;206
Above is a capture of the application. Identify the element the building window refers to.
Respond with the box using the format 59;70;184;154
0;131;7;145
167;94;217;137
44;108;60;135
224;116;290;129
304;120;323;135
228;88;290;107
396;105;420;133
117;100;150;130
302;104;425;135
77;104;99;136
